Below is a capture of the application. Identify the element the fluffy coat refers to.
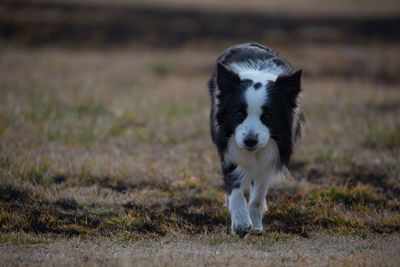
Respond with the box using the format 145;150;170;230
208;43;304;235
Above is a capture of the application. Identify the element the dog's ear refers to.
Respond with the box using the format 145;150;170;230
216;62;240;96
275;69;302;106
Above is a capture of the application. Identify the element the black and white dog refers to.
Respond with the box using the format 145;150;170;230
208;43;304;235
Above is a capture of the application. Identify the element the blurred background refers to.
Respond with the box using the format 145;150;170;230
2;0;400;48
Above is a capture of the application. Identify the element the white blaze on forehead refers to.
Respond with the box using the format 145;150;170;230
238;69;277;83
233;71;271;151
233;69;275;115
229;59;287;87
245;83;268;115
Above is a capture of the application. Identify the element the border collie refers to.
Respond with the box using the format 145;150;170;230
208;43;304;235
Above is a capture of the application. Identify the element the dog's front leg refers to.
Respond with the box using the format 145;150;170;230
248;177;269;230
228;186;252;235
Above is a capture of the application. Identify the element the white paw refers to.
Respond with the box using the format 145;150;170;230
249;202;266;231
252;225;263;231
231;218;252;237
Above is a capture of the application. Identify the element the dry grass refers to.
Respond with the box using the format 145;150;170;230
0;41;399;265
1;233;400;266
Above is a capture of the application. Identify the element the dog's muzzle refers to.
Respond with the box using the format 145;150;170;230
243;133;258;151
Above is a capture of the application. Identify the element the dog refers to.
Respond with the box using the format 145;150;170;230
208;43;304;235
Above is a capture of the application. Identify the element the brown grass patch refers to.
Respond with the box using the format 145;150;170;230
0;28;399;264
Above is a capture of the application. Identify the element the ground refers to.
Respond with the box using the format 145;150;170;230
0;1;400;266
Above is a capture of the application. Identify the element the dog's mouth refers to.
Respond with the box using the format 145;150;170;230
237;141;268;152
233;136;268;152
237;144;261;152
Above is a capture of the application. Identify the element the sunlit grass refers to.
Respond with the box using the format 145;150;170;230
0;45;399;267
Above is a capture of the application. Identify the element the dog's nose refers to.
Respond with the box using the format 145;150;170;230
244;135;258;149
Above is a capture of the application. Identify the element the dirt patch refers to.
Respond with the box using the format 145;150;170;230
0;185;31;202
55;197;78;210
263;207;312;237
91;176;170;192
52;175;66;184
368;102;400;113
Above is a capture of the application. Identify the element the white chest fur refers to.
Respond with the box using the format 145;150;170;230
225;137;279;181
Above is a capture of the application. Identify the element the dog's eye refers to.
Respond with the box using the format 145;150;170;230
261;112;270;121
236;111;245;120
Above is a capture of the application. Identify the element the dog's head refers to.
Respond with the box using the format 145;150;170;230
215;62;302;157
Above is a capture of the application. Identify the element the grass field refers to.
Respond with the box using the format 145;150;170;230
1;1;400;265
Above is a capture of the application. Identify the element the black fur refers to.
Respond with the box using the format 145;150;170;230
253;82;262;89
222;162;240;193
214;64;250;154
264;71;302;165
